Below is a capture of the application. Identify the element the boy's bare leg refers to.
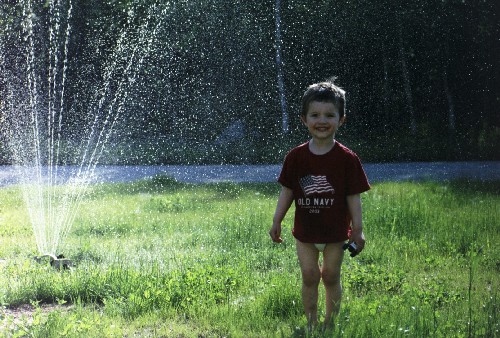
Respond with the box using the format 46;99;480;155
295;240;321;329
321;242;344;328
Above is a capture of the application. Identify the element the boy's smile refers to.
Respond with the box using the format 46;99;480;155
301;101;344;144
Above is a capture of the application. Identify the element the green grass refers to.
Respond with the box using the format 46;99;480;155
0;178;498;337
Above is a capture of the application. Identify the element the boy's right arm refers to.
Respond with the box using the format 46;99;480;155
270;186;294;243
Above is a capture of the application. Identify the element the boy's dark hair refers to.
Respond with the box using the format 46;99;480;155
301;81;346;118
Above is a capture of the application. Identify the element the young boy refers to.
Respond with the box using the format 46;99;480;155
269;81;370;330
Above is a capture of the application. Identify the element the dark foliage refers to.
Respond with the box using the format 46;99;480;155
0;0;498;164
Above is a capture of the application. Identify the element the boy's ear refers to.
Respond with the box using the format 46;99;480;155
300;115;307;125
340;116;346;126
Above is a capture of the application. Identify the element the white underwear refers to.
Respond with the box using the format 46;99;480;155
314;243;327;252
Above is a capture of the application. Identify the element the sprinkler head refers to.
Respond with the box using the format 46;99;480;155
52;254;73;270
34;254;73;270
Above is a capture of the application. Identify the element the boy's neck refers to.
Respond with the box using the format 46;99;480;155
309;138;336;155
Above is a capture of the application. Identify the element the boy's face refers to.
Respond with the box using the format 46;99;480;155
301;101;345;142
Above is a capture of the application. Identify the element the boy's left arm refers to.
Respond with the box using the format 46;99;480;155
346;194;365;253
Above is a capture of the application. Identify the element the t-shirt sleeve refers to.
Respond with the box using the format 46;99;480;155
345;152;370;195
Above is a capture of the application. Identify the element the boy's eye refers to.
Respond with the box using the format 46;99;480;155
307;111;338;119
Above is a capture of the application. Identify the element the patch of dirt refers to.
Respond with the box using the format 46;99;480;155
0;303;73;334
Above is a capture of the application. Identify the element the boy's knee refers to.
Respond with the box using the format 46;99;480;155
321;269;341;286
302;268;321;286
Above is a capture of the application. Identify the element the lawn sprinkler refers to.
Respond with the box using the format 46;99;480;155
34;254;73;270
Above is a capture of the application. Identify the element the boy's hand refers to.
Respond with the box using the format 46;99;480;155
349;227;365;254
269;223;283;243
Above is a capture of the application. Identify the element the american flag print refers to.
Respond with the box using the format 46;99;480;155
299;175;335;196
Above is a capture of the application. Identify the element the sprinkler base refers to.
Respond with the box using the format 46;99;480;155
34;254;73;270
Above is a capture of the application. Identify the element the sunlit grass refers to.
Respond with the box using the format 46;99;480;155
0;178;498;337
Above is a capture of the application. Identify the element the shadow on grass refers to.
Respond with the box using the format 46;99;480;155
91;175;281;198
446;179;500;196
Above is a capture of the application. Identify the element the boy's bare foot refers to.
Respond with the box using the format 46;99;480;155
322;318;336;334
307;321;318;331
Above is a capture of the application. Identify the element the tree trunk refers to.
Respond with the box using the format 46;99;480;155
442;66;458;158
398;23;417;135
442;68;455;134
382;54;391;126
274;0;288;133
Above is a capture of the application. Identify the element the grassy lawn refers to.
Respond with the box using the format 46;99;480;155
0;177;498;337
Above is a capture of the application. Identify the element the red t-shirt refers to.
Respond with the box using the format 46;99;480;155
278;141;370;243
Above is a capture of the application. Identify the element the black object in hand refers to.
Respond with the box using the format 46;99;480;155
343;242;358;257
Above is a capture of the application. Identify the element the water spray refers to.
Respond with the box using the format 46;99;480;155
1;1;163;258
